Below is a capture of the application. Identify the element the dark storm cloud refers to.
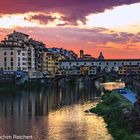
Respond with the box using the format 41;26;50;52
25;14;56;24
0;0;139;25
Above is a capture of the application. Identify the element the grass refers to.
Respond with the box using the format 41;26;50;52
90;91;140;140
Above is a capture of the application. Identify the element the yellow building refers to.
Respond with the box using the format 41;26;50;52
43;50;65;75
118;65;140;75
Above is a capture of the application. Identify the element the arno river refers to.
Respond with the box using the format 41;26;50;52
0;81;112;140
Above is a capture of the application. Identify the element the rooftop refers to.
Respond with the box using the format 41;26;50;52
7;31;29;37
59;59;140;62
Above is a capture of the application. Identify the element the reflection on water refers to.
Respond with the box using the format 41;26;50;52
101;82;125;91
0;82;112;140
45;103;112;140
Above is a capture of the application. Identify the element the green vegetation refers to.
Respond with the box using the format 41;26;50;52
90;91;140;140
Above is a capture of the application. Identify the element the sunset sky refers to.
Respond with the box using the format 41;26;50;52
0;0;140;58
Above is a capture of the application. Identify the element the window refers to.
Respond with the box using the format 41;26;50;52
77;67;80;70
106;62;109;65
69;62;71;65
129;62;132;65
114;62;116;65
122;62;124;65
22;62;27;65
22;58;27;61
137;62;139;65
4;62;7;66
18;62;20;66
18;52;20;55
84;63;86;65
22;68;27;70
11;52;13;55
22;53;25;56
99;63;101;65
92;63;94;65
4;52;7;55
11;57;13;61
11;62;13;66
77;63;79;65
4;57;7;61
18;57;20;61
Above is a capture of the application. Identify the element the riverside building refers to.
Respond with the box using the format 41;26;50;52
1;31;140;77
0;31;44;74
0;31;78;76
42;48;77;75
58;59;140;75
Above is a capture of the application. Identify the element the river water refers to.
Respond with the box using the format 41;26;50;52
0;82;112;140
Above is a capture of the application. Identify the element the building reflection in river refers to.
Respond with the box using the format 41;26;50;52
0;82;112;140
0;81;100;118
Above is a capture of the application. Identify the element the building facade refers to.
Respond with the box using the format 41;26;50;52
42;48;77;75
28;39;45;72
43;50;65;75
58;59;140;75
1;31;140;77
0;31;41;73
0;31;78;76
118;65;140;75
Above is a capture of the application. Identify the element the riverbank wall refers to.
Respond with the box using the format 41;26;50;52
90;91;140;140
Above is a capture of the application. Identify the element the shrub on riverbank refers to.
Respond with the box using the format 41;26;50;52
90;92;140;140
